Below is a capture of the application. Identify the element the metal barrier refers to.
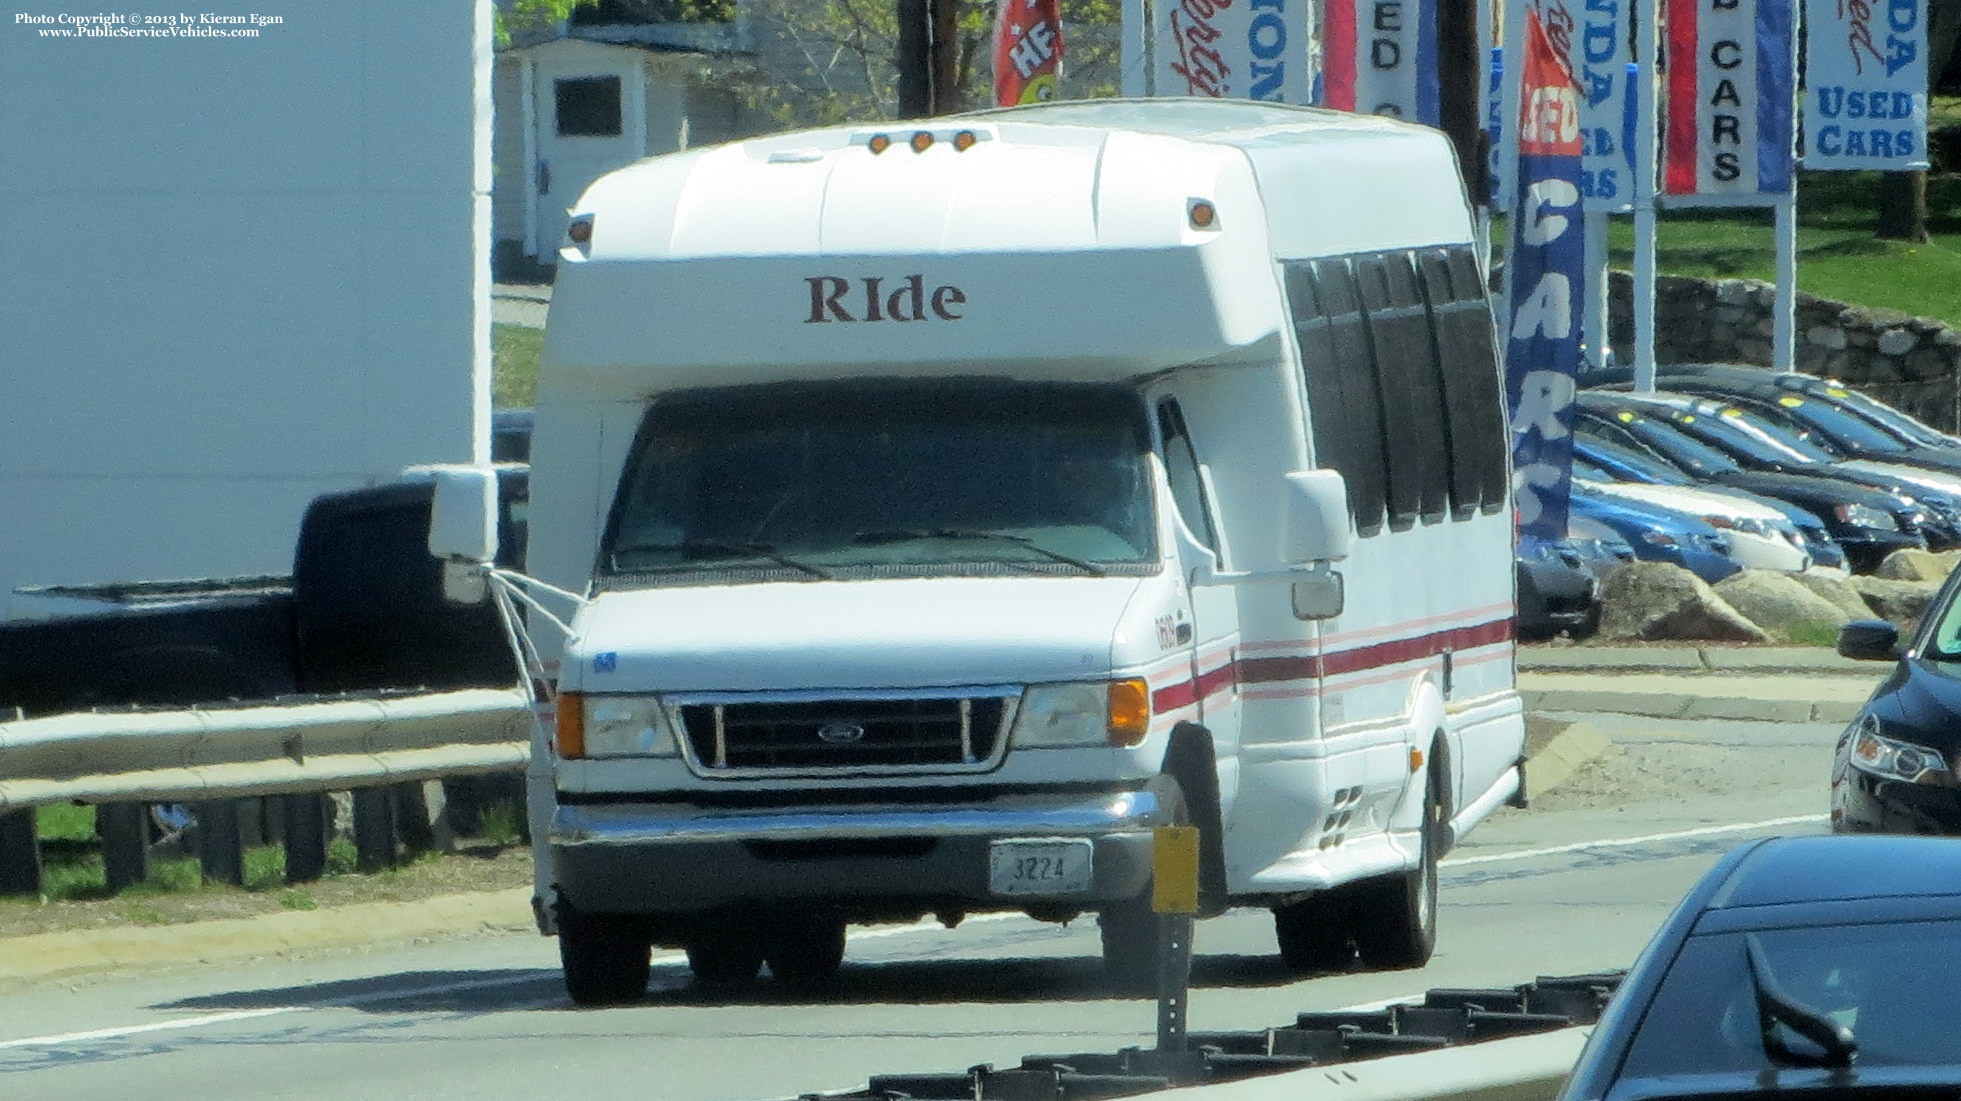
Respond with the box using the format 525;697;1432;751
788;975;1620;1101
0;688;532;895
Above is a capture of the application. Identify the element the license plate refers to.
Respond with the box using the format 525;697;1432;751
988;839;1094;896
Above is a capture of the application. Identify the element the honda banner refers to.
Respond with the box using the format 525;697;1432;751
995;0;1065;106
1319;0;1441;124
1802;0;1929;171
1507;9;1587;544
1533;0;1635;213
1662;0;1798;199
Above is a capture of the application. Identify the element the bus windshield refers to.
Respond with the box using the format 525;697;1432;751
601;380;1158;583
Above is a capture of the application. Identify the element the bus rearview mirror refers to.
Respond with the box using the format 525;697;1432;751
1282;470;1351;564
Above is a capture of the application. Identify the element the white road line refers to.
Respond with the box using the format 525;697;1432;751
1441;814;1826;868
1;816;1825;1051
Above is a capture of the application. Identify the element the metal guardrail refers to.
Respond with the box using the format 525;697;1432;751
0;687;531;811
787;975;1621;1101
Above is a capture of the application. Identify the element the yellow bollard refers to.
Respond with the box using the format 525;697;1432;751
1151;825;1200;1053
1152;825;1201;914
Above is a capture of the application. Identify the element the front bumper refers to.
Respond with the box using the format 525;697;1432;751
549;787;1170;916
1833;769;1961;835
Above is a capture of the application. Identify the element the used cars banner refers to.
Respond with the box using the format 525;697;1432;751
1802;0;1929;171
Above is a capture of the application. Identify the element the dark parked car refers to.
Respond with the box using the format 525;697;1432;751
1517;535;1602;642
1589;363;1961;452
1559;834;1961;1101
1575;393;1928;571
1832;567;1961;835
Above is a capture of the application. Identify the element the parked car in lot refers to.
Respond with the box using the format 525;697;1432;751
1559;834;1961;1101
1575;436;1847;573
1595;363;1961;452
1516;535;1602;641
1575;393;1927;572
1573;454;1811;573
1596;391;1961;549
1832;569;1961;835
1567;483;1744;583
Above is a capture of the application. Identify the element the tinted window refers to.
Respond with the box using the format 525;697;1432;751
555;77;623;137
1419;247;1510;516
1352;253;1435;529
1157;399;1221;558
1287;259;1389;537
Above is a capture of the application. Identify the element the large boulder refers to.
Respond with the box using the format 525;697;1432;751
1848;575;1943;630
1874;548;1961;583
1791;570;1877;620
1597;562;1773;643
1712;570;1856;644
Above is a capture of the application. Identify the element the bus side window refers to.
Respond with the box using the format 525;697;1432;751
1156;398;1223;562
1352;253;1438;530
1419;246;1510;517
1294;259;1389;538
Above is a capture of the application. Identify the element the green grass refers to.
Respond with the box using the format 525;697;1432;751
1605;169;1961;325
36;803;94;841
493;323;543;410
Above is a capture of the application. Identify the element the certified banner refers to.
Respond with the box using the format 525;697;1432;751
994;0;1065;105
1662;0;1798;199
1801;0;1929;170
1532;0;1634;213
1507;9;1587;544
1319;0;1441;124
1153;0;1312;102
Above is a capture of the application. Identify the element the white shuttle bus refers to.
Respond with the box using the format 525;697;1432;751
432;99;1525;1005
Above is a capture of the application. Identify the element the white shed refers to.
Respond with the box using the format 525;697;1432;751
493;33;769;275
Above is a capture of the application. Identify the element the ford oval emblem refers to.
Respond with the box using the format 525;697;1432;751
817;721;866;745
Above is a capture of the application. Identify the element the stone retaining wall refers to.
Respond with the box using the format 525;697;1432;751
1604;270;1961;432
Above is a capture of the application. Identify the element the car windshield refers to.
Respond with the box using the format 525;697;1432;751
1589;413;1746;478
1770;395;1910;454
1820;385;1958;448
1578;437;1696;486
1669;407;1834;465
601;381;1157;582
1618;919;1961;1078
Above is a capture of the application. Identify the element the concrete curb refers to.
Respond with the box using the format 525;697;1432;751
0;887;534;988
1521;722;1613;800
1522;689;1864;725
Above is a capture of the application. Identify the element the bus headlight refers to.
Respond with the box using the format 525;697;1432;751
1012;680;1152;748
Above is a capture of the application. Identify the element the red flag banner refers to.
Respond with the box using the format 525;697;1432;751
994;0;1064;106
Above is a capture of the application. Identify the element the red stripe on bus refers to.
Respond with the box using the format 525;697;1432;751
1153;617;1515;713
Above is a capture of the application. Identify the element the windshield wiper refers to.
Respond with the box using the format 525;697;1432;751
1745;935;1857;1069
610;539;832;579
853;528;1106;577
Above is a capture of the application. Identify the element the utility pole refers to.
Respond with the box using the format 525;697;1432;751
1436;0;1486;202
897;0;961;117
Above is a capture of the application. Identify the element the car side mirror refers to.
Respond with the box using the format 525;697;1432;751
1837;618;1900;662
427;465;500;604
1282;470;1351;564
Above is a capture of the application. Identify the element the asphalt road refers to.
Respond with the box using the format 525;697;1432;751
0;712;1839;1101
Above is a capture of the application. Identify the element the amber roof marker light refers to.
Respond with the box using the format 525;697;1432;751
566;216;594;245
953;130;978;152
868;133;892;154
1187;199;1219;231
911;130;935;153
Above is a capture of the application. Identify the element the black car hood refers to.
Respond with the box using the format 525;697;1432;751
1713;469;1904;512
1866;656;1961;755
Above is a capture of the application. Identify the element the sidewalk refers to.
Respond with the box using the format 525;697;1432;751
1518;645;1881;725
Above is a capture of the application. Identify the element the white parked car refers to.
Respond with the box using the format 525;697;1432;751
1571;462;1811;572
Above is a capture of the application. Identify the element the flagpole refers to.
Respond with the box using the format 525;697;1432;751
1773;196;1798;372
1496;0;1526;312
1631;0;1659;392
1584;213;1609;371
1473;0;1494;265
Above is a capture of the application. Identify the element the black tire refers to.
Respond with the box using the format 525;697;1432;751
559;911;652;1006
1352;769;1441;971
686;921;765;987
1273;890;1354;973
761;910;847;984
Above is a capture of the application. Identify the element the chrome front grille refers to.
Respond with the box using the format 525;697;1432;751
677;693;1014;775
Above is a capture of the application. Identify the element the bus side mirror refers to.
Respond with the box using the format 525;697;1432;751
427;465;500;604
1282;470;1351;564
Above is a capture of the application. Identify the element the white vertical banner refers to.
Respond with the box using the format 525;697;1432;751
1802;0;1930;170
1140;0;1314;101
1662;0;1798;201
1318;0;1442;123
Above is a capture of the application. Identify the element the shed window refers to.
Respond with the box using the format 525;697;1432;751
555;77;623;137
